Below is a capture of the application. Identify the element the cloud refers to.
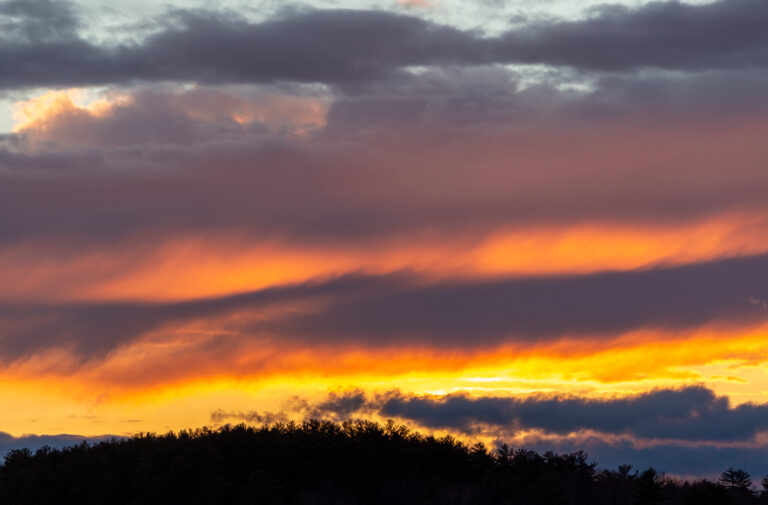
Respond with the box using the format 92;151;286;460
493;0;768;71
211;386;768;476
0;5;479;90
11;86;329;147
259;253;768;347
0;0;79;43
4;37;768;256
221;386;768;444
210;409;288;425
3;253;768;361
211;390;370;425
373;387;768;442
2;0;768;90
0;273;406;361
309;390;370;418
3;106;768;251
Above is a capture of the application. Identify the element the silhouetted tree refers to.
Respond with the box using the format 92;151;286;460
0;421;764;505
721;468;753;490
495;442;513;468
635;467;664;505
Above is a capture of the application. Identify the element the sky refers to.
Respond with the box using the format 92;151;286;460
2;0;768;479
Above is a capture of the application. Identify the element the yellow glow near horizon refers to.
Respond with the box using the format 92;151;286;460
1;322;767;437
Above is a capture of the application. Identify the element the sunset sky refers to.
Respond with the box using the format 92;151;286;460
3;0;768;478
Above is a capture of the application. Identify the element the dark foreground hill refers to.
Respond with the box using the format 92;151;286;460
0;419;764;505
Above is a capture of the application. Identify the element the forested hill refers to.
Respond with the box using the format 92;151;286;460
0;420;764;505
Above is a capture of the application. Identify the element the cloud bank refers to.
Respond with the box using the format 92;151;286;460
2;252;768;361
3;0;768;90
212;386;768;476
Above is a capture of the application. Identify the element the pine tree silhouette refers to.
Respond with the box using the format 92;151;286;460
721;468;753;490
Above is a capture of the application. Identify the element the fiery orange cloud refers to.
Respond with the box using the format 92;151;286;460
12;89;130;132
1;211;767;303
4;319;768;407
2;321;768;437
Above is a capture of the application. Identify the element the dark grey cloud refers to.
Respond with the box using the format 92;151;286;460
211;387;768;476
495;0;768;71
210;409;288;425
233;385;768;440
0;273;407;361
321;60;768;143
3;253;768;360
0;5;481;90
373;387;768;442
310;390;369;419
3;0;768;90
211;390;369;425
265;253;768;346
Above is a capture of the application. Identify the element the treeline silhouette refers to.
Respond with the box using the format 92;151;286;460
0;419;765;505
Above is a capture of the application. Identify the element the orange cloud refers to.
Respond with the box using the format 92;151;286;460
12;88;130;132
2;321;768;437
1;211;767;303
6;319;768;401
11;87;329;147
